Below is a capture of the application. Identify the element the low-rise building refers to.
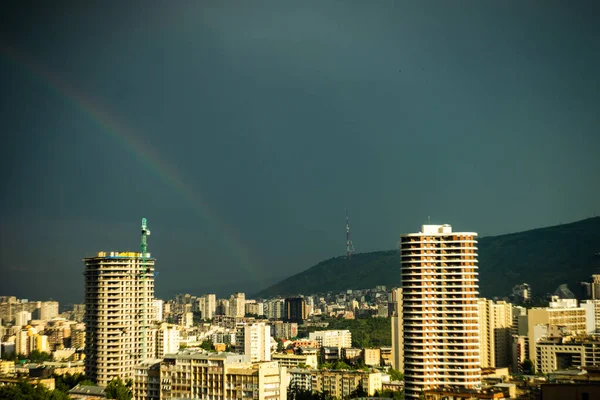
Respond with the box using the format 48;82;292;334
536;336;600;374
0;360;15;375
341;348;362;364
308;330;352;350
362;348;380;366
312;369;382;398
133;359;161;400
159;351;287;400
272;353;318;369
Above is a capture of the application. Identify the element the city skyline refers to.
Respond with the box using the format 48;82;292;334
2;1;600;304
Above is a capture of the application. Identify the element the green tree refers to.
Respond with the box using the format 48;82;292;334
288;384;315;400
277;340;285;352
0;379;69;400
349;382;368;398
200;340;214;351
521;359;535;375
53;372;93;393
388;368;404;381
105;377;132;400
27;350;53;363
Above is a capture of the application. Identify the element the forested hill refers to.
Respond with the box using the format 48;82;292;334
254;217;600;299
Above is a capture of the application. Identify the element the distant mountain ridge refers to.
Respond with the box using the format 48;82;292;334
254;217;600;299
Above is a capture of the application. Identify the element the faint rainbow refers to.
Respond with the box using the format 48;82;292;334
0;43;263;279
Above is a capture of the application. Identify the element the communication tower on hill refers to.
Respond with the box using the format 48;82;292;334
346;210;355;259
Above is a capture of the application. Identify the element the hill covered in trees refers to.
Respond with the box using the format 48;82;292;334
255;217;600;299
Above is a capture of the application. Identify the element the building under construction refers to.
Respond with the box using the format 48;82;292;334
83;218;155;387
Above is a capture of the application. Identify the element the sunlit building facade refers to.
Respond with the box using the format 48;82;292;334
84;251;156;386
400;224;480;399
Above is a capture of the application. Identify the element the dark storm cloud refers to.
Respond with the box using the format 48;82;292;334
1;0;599;303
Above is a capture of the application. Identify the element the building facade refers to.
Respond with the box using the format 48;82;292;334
308;330;352;350
83;251;156;386
478;299;512;368
390;288;403;371
400;224;481;399
285;298;308;323
527;299;587;372
230;293;246;318
159;351;286;400
244;323;272;362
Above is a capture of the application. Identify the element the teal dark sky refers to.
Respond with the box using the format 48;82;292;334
1;1;599;304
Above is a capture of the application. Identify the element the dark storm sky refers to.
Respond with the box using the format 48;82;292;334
1;1;599;304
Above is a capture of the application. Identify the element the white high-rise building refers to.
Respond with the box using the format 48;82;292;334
229;293;246;318
84;251;156;386
156;323;180;358
39;301;59;320
400;224;481;399
244;322;272;362
15;311;32;327
202;294;216;320
581;299;600;333
153;299;164;322
15;329;30;355
264;299;285;320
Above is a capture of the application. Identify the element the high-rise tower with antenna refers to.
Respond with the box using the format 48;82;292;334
83;219;156;386
346;210;355;259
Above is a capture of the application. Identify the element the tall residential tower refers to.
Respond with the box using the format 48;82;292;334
83;219;156;386
400;224;480;398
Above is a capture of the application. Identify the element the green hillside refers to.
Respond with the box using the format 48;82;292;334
254;217;600;299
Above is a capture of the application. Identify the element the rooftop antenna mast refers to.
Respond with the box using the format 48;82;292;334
140;217;151;362
346;209;355;259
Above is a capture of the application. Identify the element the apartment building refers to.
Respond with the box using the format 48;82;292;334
527;297;587;372
155;323;180;359
390;288;403;371
159;351;286;400
363;348;381;366
308;330;352;350
39;301;59;321
230;293;246;318
264;299;285;320
581;300;600;333
200;294;217;320
15;311;32;327
244;322;272;362
132;359;161;400
478;299;512;368
285;298;308;323
536;336;600;374
83;251;156;386
312;369;382;398
400;224;481;399
272;353;318;369
271;321;298;340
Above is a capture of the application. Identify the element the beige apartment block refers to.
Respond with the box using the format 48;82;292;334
83;251;156;387
400;224;481;399
272;353;318;369
159;351;287;400
308;330;352;350
478;299;513;368
363;348;381;366
132;359;161;400
536;336;600;374
390;288;404;371
527;301;587;372
311;369;382;398
39;301;59;321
